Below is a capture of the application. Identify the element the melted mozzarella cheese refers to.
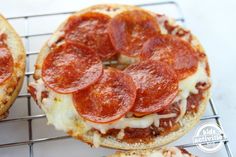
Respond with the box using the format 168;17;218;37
42;94;78;132
117;129;125;139
32;60;209;139
87;113;176;134
178;62;209;99
92;131;101;148
29;79;45;106
43;94;91;135
174;62;210;122
118;54;140;65
175;99;187;123
30;79;90;135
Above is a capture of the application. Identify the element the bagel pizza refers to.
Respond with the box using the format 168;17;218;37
109;147;196;157
0;14;25;119
28;4;211;149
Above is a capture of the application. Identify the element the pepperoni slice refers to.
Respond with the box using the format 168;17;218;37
108;9;160;57
42;42;103;94
73;68;137;123
64;12;117;60
141;35;198;80
125;60;178;115
0;46;13;85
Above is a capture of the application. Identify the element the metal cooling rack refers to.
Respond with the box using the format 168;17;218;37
0;1;233;157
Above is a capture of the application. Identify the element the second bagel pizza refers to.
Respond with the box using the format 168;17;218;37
0;14;25;119
28;4;211;149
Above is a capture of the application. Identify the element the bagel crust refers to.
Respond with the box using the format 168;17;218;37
29;4;211;150
0;15;25;119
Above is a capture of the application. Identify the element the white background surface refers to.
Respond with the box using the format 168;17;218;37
0;0;235;156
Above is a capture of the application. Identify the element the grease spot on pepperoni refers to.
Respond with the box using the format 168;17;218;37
64;12;117;60
108;9;160;57
125;60;178;115
0;45;13;85
141;35;198;80
73;68;136;123
42;42;103;94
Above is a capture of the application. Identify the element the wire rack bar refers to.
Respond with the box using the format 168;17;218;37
0;1;233;157
178;138;229;149
209;99;233;157
20;32;52;38
26;51;39;55
6;1;177;20
18;93;31;97
25;71;34;76
19;18;186;39
7;11;75;20
0;114;46;123
0;113;220;123
0;136;70;148
0;136;229;149
24;15;34;157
